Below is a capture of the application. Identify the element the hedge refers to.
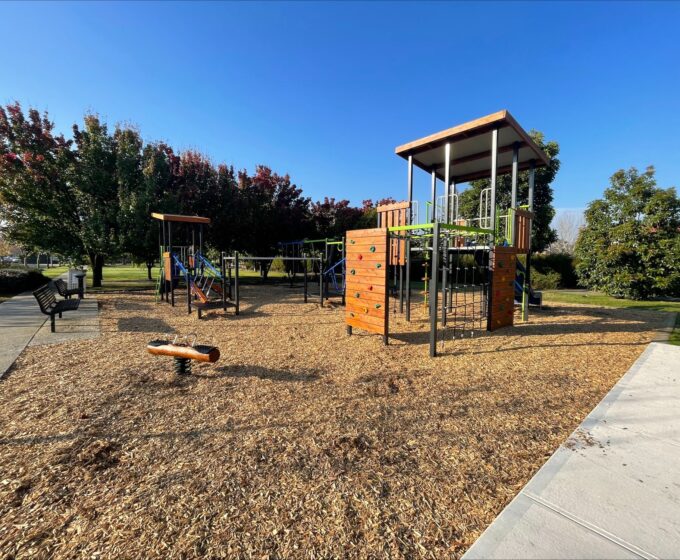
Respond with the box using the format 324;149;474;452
531;253;578;289
0;267;51;294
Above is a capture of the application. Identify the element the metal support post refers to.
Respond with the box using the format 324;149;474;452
523;160;536;321
429;222;440;357
489;128;499;245
405;237;411;321
441;236;448;327
303;256;308;303
431;171;437;222
319;256;324;307
407;154;413;208
444;143;451;224
234;253;240;315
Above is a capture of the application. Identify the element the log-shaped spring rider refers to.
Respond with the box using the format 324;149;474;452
147;334;220;375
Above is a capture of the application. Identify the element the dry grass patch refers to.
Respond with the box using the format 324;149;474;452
0;286;671;558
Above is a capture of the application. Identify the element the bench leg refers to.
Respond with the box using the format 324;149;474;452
59;312;62;319
51;315;55;333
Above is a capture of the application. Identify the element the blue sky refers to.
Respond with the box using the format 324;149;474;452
2;1;679;212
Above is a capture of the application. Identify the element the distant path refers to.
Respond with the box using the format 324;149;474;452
0;277;99;380
463;341;680;559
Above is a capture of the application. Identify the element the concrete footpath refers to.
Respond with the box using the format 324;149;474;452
0;289;99;379
464;342;680;559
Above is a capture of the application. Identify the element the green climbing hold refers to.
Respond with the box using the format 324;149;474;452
354;292;360;298
350;239;355;244
350;269;356;275
369;245;376;252
375;304;381;309
376;263;382;269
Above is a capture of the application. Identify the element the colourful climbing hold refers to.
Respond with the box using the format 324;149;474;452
350;239;355;244
350;269;356;275
350;312;355;317
369;245;376;252
375;304;381;309
358;254;363;260
368;285;373;291
376;263;382;269
354;292;360;298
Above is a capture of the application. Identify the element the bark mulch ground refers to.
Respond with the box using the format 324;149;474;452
0;286;671;558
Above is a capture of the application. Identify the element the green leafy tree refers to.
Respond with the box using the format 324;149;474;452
237;166;313;277
458;131;559;251
71;115;120;287
0;103;82;261
575;166;680;299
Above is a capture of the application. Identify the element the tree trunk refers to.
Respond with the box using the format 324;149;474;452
147;262;154;280
89;253;104;288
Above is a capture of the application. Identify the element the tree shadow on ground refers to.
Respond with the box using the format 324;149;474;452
117;317;176;333
387;305;669;353
211;364;321;383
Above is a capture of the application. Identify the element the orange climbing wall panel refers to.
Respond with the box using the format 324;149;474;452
514;209;533;254
345;228;389;336
377;201;409;265
488;246;516;331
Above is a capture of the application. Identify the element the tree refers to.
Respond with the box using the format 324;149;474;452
310;198;365;239
237;166;312;277
0;103;82;261
548;210;584;254
458;131;559;252
71;115;120;287
574;166;680;299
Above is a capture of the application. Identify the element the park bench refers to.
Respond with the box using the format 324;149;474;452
53;278;81;299
32;284;80;333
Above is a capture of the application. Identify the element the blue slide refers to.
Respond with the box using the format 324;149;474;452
515;258;542;306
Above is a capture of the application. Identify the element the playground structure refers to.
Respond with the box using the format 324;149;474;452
153;212;347;317
152;213;239;319
345;110;550;356
276;237;346;303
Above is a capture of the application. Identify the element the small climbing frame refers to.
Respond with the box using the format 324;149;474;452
488;246;516;331
345;228;389;342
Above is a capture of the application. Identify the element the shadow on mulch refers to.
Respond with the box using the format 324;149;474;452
117;317;176;333
212;364;321;383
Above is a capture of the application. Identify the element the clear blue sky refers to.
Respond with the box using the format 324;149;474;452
2;1;679;212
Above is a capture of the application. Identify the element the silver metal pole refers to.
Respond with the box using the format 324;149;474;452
511;141;519;209
528;159;535;211
444;143;451;224
407;154;413;208
523;160;536;322
489;129;498;243
431;171;437;222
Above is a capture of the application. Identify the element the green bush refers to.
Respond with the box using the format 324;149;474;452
0;267;51;294
529;253;578;288
530;266;561;290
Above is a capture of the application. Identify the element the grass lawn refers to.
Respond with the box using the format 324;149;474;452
42;263;289;292
543;290;680;345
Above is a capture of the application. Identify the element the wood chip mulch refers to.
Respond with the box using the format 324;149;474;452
0;286;671;558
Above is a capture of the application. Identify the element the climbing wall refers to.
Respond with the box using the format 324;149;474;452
345;228;389;336
488;246;517;331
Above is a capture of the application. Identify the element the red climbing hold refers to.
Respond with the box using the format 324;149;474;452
358;254;363;260
368;285;373;291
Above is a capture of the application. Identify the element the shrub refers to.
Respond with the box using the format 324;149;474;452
530;266;561;290
0;267;51;294
531;253;578;288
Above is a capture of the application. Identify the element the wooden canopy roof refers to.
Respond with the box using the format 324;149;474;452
395;110;549;183
151;213;211;224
